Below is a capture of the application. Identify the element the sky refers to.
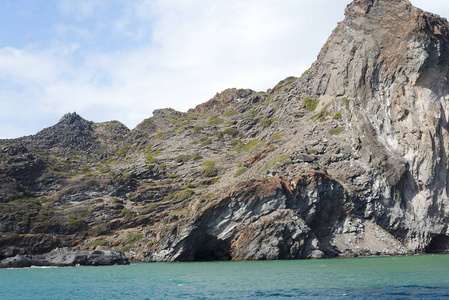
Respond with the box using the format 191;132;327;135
0;0;448;139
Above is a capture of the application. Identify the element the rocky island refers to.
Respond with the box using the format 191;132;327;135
1;0;449;263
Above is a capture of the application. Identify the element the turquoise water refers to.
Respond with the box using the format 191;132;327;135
1;255;449;299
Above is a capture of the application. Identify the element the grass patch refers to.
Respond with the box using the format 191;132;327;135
260;117;278;128
163;189;195;202
87;238;109;248
342;97;350;110
225;110;238;117
303;97;319;111
175;154;191;163
261;154;291;173
123;232;143;245
232;138;262;152
272;133;282;140
234;167;247;178
89;223;111;236
67;215;85;231
247;109;259;116
332;112;342;120
170;210;184;216
85;179;99;187
200;137;212;146
207;115;224;126
193;126;204;134
121;208;135;220
329;127;344;135
312;110;330;122
202;161;219;178
223;127;239;137
146;148;163;165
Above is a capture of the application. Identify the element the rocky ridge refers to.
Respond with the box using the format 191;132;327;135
1;0;449;261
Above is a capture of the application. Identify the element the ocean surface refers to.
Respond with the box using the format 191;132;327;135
1;254;449;299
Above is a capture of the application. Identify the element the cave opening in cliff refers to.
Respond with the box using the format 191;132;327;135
192;235;231;261
425;235;449;253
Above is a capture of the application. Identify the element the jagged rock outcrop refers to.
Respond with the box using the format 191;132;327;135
1;0;449;262
0;249;129;268
294;0;449;251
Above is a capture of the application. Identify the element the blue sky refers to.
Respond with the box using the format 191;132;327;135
0;0;447;138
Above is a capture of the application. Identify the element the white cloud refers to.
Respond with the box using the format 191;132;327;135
412;1;449;18
1;0;448;139
56;0;108;20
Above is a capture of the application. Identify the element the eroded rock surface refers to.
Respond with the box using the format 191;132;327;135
1;0;449;261
0;249;129;268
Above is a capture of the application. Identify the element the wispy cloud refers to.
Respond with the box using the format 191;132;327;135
1;0;447;138
56;0;109;21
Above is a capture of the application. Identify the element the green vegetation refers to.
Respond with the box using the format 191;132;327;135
200;137;212;146
123;232;143;245
260;117;279;128
193;126;204;134
329;126;344;135
303;97;319;111
201;193;216;200
0;155;10;162
207;115;224;126
185;183;196;188
231;138;262;152
168;174;180;179
272;133;282;140
170;210;184;216
307;149;317;154
332;112;342;120
67;214;85;231
174;126;185;134
231;138;244;148
225;110;238;117
175;154;191;163
121;208;135;220
116;144;130;157
163;189;195;202
261;154;291;173
89;223;111;236
342;97;350;110
234;167;247;178
87;238;109;248
85;179;99;187
106;124;119;131
214;131;224;139
247;109;259;116
202;161;219;178
156;131;166;138
223;127;239;137
312;110;330;122
146;148;163;165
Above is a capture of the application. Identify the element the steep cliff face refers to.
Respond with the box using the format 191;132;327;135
295;0;449;251
1;0;449;261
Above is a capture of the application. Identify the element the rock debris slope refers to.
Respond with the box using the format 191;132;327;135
1;0;449;261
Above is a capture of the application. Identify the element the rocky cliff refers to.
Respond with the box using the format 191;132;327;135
1;0;449;261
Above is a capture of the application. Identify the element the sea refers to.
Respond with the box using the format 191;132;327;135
1;254;449;299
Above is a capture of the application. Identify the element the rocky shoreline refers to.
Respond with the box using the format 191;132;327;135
0;249;129;269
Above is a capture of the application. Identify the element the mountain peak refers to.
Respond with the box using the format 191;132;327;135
58;112;85;125
345;0;412;18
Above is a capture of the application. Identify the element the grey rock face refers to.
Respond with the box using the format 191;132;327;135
2;0;449;262
0;249;129;268
296;0;449;251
